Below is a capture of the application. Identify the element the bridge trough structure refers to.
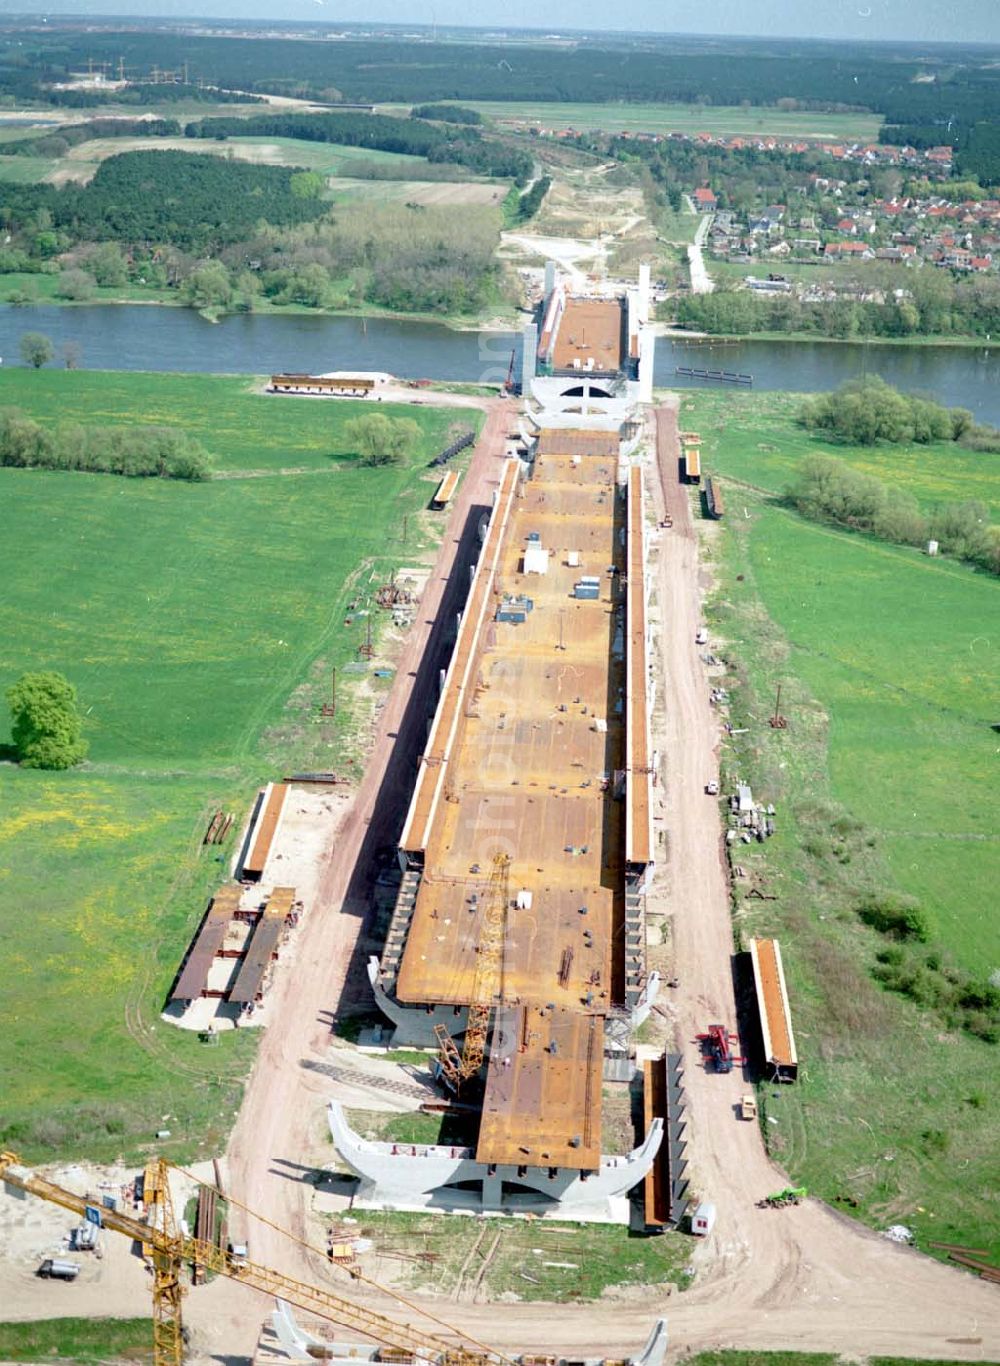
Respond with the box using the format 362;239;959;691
360;295;655;1216
329;1101;663;1222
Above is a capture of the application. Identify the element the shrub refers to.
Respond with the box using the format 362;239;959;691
920;1128;950;1155
344;413;420;467
0;407;210;480
55;267;95;301
798;376;967;446
858;893;931;942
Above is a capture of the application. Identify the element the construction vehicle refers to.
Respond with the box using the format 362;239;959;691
739;1094;757;1122
756;1185;807;1209
695;1024;744;1074
37;1257;80;1280
1;1151;506;1366
434;853;510;1091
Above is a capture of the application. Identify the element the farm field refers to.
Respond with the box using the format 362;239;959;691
42;135;429;185
0;369;477;1163
681;390;1000;510
460;101;883;142
331;176;506;206
694;391;1000;1259
0;154;58;182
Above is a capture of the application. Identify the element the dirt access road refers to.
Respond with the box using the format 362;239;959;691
182;397;518;1348
185;400;999;1361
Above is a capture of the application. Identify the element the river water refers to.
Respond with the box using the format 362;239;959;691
0;305;997;423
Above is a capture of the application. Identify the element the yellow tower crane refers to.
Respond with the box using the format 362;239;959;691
434;852;510;1088
0;1152;506;1366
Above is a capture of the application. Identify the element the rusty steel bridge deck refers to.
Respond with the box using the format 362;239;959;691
397;429;647;1169
551;298;625;375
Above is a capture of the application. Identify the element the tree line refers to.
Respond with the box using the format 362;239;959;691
188;111;533;183
0;406;211;480
4;117;182;161
786;381;999;575
411;104;483;125
673;270;1000;343
791;452;997;575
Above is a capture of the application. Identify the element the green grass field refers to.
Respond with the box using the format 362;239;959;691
681;390;1000;510
0;370;478;1163
461;101;882;142
692;391;1000;1260
747;512;999;970
0;1319;152;1364
227;135;426;176
0;154;58;182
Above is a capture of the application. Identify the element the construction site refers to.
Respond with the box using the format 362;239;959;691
331;268;664;1220
3;260;1000;1366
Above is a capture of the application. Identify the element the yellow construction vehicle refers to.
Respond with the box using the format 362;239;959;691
434;852;510;1089
0;1151;504;1366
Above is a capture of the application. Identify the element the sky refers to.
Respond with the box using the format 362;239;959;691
2;0;997;44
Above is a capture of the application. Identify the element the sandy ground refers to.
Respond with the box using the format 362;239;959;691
336;179;508;207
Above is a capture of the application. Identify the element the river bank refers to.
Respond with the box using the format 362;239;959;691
668;326;996;351
0;273;522;334
1;302;998;423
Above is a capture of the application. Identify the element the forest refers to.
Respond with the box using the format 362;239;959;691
2;27;997;135
0;144;504;318
0;151;329;252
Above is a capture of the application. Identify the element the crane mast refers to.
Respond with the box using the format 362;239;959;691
435;852;510;1087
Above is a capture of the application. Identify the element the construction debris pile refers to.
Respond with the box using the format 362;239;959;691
726;783;776;844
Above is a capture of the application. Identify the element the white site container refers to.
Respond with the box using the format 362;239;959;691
524;544;550;575
691;1202;716;1236
566;551;581;568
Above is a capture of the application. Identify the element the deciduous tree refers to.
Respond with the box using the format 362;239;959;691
6;670;88;770
19;332;53;368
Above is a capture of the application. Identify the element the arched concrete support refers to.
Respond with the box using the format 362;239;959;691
271;1301;383;1364
366;957;469;1048
634;1319;669;1366
328;1101;663;1221
633;970;661;1029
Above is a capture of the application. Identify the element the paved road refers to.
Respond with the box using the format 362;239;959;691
687;214;715;295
